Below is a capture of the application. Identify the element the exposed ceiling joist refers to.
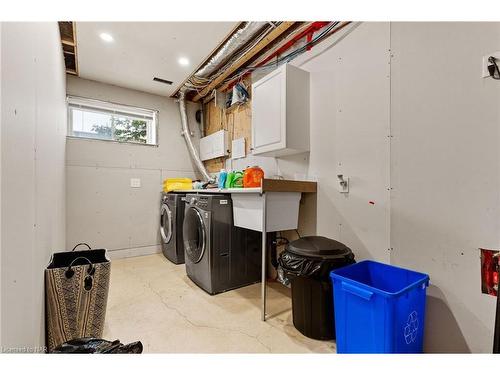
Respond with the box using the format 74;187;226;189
58;21;79;76
216;22;314;93
192;21;296;102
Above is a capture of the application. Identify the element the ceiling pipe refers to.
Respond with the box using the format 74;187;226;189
177;90;214;183
194;22;269;78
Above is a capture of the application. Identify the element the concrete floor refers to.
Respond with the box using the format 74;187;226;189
103;254;336;353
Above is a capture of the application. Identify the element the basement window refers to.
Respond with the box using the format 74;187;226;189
67;96;158;145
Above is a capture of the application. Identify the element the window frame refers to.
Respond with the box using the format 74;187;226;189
67;95;159;147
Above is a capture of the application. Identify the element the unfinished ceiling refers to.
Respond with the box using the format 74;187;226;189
74;22;237;97
58;22;78;75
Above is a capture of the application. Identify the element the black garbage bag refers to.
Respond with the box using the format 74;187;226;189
277;236;355;286
278;251;324;278
52;338;143;354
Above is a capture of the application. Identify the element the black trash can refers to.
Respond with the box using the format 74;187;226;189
278;236;354;340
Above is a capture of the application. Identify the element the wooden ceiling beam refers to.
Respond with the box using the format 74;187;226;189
216;22;310;93
61;39;75;46
192;21;295;102
58;21;79;76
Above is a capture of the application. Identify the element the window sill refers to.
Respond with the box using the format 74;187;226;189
66;135;159;148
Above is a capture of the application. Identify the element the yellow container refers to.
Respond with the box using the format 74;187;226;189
163;178;192;192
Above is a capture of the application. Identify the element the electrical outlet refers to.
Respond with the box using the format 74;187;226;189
482;51;500;78
130;178;141;188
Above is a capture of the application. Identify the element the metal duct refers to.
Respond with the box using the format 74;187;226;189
195;22;269;78
177;90;214;183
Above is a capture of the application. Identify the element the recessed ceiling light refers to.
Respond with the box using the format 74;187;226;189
178;57;190;66
99;33;114;43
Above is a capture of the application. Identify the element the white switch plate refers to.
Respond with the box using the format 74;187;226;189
338;177;349;193
130;178;141;188
482;51;500;78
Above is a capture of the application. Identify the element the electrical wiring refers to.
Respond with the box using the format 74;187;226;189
219;22;342;87
249;22;339;69
185;21;304;90
217;22;318;84
184;21;349;95
236;22;339;76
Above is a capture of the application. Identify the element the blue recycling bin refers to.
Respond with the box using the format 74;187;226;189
330;260;429;353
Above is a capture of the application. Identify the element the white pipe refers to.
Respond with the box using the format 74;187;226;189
195;22;269;78
177;90;214;183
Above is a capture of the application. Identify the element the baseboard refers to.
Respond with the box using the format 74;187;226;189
106;245;161;260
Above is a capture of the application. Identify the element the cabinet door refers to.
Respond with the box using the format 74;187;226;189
252;69;285;153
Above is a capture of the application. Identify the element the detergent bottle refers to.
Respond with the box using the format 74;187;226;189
225;171;244;188
218;169;227;189
224;171;234;189
243;166;264;188
232;171;244;188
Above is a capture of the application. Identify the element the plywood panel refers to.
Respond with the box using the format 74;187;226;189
203;98;224;173
202;80;253;173
231;102;253;156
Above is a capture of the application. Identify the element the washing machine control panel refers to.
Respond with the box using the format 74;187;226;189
196;197;209;209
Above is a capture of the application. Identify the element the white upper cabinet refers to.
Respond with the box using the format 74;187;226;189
251;64;310;157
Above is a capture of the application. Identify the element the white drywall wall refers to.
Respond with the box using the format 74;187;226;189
0;22;3;345
1;22;66;350
66;76;200;258
390;22;500;353
278;22;392;262
275;21;500;352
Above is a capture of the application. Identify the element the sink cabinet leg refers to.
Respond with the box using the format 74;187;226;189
261;193;267;321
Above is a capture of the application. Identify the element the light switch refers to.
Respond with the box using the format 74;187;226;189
337;175;349;193
130;178;141;188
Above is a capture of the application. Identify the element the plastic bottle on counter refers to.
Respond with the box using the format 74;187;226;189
224;170;244;188
218;169;227;189
232;171;244;188
224;171;233;189
243;166;264;188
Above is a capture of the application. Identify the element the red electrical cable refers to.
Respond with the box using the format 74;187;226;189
223;21;351;92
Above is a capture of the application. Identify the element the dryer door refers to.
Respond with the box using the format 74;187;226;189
183;207;206;263
160;203;173;244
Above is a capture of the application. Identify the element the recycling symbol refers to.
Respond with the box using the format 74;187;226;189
404;311;419;344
